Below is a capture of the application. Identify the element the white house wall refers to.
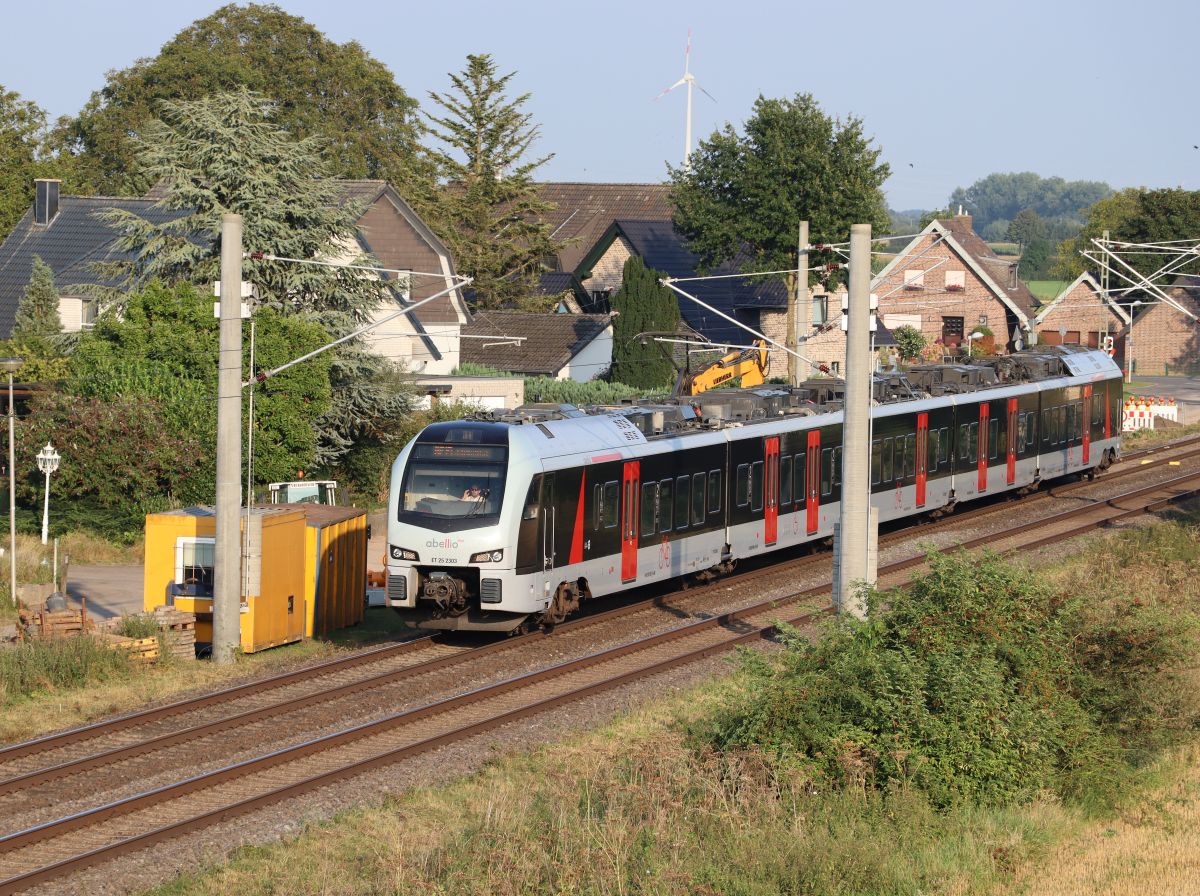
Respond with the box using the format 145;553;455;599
559;325;613;382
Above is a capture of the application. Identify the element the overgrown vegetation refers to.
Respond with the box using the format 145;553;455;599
701;550;1197;812
0;636;131;705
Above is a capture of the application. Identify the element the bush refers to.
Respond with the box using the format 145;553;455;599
115;614;160;639
524;376;664;405
892;325;927;362
698;550;1198;811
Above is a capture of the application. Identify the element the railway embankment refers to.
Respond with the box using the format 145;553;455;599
137;506;1200;896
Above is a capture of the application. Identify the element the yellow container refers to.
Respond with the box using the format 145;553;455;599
143;506;307;653
286;504;368;637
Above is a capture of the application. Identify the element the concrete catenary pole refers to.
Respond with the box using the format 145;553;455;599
836;223;873;619
213;214;244;664
794;220;811;386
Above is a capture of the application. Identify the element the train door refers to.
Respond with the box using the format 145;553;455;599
1104;382;1112;440
620;461;640;583
541;473;556;571
805;430;820;535
764;437;779;546
1007;398;1018;485
977;402;990;492
1082;385;1092;464
915;413;928;508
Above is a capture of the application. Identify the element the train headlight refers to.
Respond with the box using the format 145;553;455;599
470;549;503;563
390;546;419;562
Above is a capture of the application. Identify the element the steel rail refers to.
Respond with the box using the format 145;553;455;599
4;434;1198;773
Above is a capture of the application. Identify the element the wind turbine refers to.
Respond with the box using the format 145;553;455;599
654;30;715;167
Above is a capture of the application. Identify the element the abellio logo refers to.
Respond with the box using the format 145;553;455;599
425;537;461;550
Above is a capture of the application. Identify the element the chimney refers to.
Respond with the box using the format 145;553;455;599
34;179;61;226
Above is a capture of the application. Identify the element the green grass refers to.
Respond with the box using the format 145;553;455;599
1028;279;1068;301
0;636;133;704
990;241;1021;256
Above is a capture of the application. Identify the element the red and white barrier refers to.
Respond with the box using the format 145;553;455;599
1122;396;1178;432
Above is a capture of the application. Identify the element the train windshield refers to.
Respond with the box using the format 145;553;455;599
398;443;508;528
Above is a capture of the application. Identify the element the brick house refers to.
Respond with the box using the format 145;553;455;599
0;178;470;374
871;214;1037;352
534;183;672;311
1118;284;1200;376
1034;272;1129;349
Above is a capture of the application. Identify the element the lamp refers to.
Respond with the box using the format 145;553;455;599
966;330;985;357
0;358;21;606
36;443;60;546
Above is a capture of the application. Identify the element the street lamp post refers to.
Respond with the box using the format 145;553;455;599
0;358;21;606
966;330;985;358
36;443;60;546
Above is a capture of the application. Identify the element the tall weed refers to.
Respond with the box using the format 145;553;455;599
0;636;131;704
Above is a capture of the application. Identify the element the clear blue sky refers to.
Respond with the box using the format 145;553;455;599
3;0;1196;211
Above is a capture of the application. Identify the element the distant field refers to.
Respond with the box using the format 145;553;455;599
989;241;1021;256
1028;280;1067;301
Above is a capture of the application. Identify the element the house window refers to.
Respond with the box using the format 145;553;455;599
829;361;840;374
903;269;925;290
811;295;829;325
945;270;965;291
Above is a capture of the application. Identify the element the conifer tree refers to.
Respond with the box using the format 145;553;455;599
610;256;681;389
13;255;63;343
422;54;561;309
96;88;410;465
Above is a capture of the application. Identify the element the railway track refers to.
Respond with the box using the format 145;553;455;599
5;433;1195;800
1;439;1198;893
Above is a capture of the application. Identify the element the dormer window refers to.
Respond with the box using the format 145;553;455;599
945;271;965;292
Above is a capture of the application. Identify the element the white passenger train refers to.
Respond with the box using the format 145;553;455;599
386;347;1123;632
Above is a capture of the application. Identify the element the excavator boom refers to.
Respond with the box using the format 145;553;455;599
674;340;770;396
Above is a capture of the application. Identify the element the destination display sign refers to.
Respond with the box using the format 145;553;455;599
416;444;507;462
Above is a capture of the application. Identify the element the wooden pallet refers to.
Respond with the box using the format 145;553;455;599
19;601;92;640
97;632;160;664
153;606;197;659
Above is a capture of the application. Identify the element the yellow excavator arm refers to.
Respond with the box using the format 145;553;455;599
674;340;770;396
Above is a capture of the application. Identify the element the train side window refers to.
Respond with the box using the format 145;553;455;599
902;434;915;480
602;481;618;528
736;464;750;507
640;483;657;535
692;472;706;525
1017;412;1027;449
1041;409;1051;445
794;455;806;503
658;479;673;532
871;439;882;485
1092;398;1103;426
1026;413;1036;449
780;455;793;505
821;448;833;496
708;470;722;513
1057;406;1066;444
881;438;894;482
939;427;950;464
593;483;602;529
959;423;970;460
751;461;764;511
928;429;938;473
1074;402;1083;439
988;418;999;459
969;422;978;460
832;446;843;486
675;476;690;530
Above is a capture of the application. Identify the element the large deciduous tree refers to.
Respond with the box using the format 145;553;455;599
50;3;427;196
0;86;45;239
421;54;561;309
610;256;681;389
20;281;332;539
670;93;890;295
97;88;412;467
948;172;1111;237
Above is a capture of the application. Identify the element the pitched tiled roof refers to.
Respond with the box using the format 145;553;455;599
0;198;189;336
537;183;672;272
936;216;1040;322
613;219;787;346
461;310;611;376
